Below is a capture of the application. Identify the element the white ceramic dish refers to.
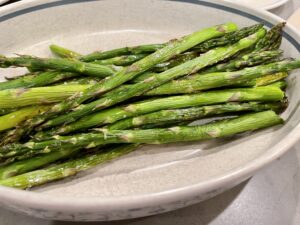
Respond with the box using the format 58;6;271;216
223;0;290;10
0;0;300;221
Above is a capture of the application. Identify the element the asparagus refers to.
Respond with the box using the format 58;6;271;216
143;60;296;96
0;144;139;188
0;71;81;91
255;22;284;51
0;85;88;108
93;54;148;66
201;50;282;73
0;147;82;179
0;108;15;116
0;55;120;77
78;23;261;62
2;105;280;191
267;81;287;89
49;44;82;58
236;72;288;87
36;86;284;137
3;69;288;109
106;102;284;130
0;111;283;159
3;23;238;144
39;28;265;130
0;106;50;132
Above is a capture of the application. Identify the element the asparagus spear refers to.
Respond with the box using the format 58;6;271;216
39;28;265;130
0;55;120;77
0;106;50;132
236;72;288;87
106;102;284;130
0;144;139;188
0;71;81;91
36;86;284;137
78;23;261;62
2;23;239;143
49;44;82;58
267;81;287;89
0;146;82;179
0;108;15;116
0;85;88;108
201;50;282;73
0;110;283;159
144;60;296;95
255;22;284;51
93;54;148;66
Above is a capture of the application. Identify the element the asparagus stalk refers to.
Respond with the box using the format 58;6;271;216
236;72;288;87
0;85;88;108
0;71;81;91
267;81;287;89
255;22;284;51
0;144;139;188
106;102;284;130
49;44;82;58
36;86;284;137
0;55;120;77
144;60;296;95
0;108;15;116
93;54;148;66
0;106;50;132
39;28;265;130
0;111;283;159
201;50;282;73
0;147;82;179
78;23;261;62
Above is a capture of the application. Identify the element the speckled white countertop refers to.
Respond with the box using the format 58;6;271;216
0;0;300;224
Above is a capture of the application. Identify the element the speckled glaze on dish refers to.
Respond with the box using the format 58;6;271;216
0;0;300;221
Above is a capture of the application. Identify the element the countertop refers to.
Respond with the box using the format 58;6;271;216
0;0;300;224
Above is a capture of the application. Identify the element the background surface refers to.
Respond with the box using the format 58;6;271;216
0;0;300;224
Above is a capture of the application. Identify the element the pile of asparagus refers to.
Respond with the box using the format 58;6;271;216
0;22;299;189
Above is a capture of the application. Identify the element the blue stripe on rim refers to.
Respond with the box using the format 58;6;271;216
0;0;299;51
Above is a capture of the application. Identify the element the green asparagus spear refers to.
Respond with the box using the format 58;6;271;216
0;110;283;159
144;60;295;96
93;54;148;66
0;144;139;188
0;106;50;132
0;147;82;179
2;23;239;144
255;22;284;51
0;85;88;108
0;55;120;77
235;72;288;87
106;102;284;130
49;44;82;58
201;50;282;73
0;71;81;91
37;86;284;136
40;28;265;130
0;108;15;116
78;23;261;62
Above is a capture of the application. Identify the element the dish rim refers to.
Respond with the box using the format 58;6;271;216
0;0;299;212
